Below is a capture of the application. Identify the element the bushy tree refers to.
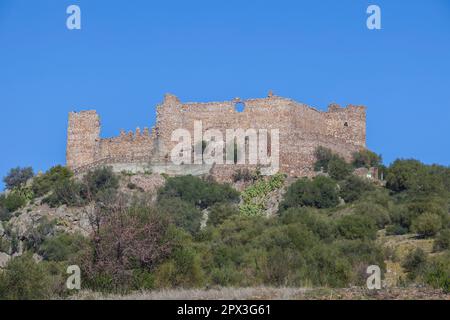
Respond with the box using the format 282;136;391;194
336;215;377;240
328;157;352;180
3;167;34;190
0;254;52;300
32;166;73;197
386;159;445;196
314;146;334;172
339;175;375;203
208;202;239;227
157;197;203;234
402;248;427;280
3;191;27;212
280;176;339;211
352;149;382;169
158;175;239;209
433;229;450;252
39;233;88;262
411;212;443;237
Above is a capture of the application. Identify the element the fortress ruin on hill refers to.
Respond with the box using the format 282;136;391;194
66;93;366;181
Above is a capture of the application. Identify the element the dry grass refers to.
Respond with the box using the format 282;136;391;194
68;286;449;300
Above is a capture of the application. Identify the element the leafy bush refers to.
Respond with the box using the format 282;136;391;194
157;197;203;234
424;253;450;293
313;146;352;180
82;167;119;199
0;206;12;222
279;176;339;211
44;179;85;207
0;254;53;300
336;215;377;240
352;149;382;169
3;167;34;190
354;202;390;229
39;233;89;262
313;146;334;172
339;175;375;203
433;229;450;252
386;159;445;196
280;208;335;241
328;157;352;180
24;217;57;252
402;248;427;280
32;166;73;197
386;224;408;236
3;191;27;212
158;175;239;209
411;212;442;238
208;202;239;227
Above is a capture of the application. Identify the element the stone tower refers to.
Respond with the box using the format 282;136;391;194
66;110;100;169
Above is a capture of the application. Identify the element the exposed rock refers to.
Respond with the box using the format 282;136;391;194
0;252;11;268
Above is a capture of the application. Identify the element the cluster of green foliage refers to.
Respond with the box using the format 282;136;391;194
0;254;68;300
279;176;339;211
42;166;119;207
240;173;285;216
158;175;239;210
402;249;450;293
352;149;382;169
313;146;352;180
3;167;34;190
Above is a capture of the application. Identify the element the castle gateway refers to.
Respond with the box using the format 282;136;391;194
66;93;366;181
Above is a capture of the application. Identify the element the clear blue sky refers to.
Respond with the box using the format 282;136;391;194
1;0;450;190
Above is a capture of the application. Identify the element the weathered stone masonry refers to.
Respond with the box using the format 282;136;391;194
66;93;366;180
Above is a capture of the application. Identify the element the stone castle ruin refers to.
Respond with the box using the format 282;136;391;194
66;93;366;181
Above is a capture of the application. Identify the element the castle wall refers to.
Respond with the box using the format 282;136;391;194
66;94;366;179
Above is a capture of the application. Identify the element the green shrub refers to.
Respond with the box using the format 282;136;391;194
280;176;339;211
386;224;408;236
32;166;73;197
352;149;382;169
386;159;445;196
339;175;375;203
3;191;27;212
424;253;450;293
0;206;12;222
328;157;352;180
24;217;57;252
336;215;377;240
157;197;203;234
280;208;335;241
433;229;450;252
354;202;391;229
3;167;34;190
0;254;53;300
82;167;118;198
158;175;239;209
402;248;427;280
411;212;442;238
208;202;239;227
43;179;84;207
39;233;89;262
313;146;334;172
